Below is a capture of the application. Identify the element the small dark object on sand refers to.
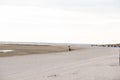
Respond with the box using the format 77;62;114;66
48;74;57;77
68;46;71;51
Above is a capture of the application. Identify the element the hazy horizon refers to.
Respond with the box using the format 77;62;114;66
0;0;120;44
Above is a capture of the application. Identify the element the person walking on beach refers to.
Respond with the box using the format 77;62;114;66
68;46;71;51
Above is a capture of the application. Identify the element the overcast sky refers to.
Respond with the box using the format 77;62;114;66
0;0;120;44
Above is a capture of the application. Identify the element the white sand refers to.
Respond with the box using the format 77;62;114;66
0;47;120;80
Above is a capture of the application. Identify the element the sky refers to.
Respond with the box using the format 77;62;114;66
0;0;120;44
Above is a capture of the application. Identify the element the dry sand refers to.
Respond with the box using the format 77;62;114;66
0;44;120;80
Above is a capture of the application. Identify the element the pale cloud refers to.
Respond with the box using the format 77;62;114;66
0;0;120;44
0;0;120;8
0;0;48;7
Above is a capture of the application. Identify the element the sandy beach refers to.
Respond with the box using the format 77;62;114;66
0;0;120;79
0;44;120;80
0;43;88;57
